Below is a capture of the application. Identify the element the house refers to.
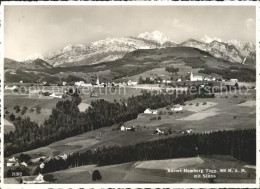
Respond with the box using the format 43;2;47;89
49;93;62;99
60;154;68;160
20;80;23;83
177;78;182;82
62;81;67;86
23;173;45;184
20;162;28;167
40;162;45;169
5;85;18;90
144;108;153;114
154;128;164;135
127;80;138;86
156;128;162;134
75;81;85;86
230;79;238;83
120;125;131;131
152;110;158;114
186;129;193;134
190;72;203;81
75;81;92;87
204;77;212;81
144;108;158;114
7;162;15;167
8;157;17;162
171;105;183;112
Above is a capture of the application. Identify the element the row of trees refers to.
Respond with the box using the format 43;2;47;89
5;90;198;156
38;129;256;175
165;67;179;73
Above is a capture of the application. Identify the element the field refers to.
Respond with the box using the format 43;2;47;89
4;86;143;126
4;93;61;125
4;155;255;184
7;89;256;160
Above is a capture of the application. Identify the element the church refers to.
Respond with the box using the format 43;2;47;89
190;72;203;81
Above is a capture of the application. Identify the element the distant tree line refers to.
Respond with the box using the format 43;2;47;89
5;90;198;157
165;67;179;73
37;129;255;175
198;67;255;82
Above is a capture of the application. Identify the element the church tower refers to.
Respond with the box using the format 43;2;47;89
96;74;100;85
190;72;193;81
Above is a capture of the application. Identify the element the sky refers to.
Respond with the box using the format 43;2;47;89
4;5;256;61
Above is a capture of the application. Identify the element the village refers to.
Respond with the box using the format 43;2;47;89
4;75;256;183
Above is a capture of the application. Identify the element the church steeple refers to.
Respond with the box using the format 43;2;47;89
96;74;100;85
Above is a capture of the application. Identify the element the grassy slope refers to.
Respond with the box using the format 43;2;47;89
7;89;255;159
4;155;255;184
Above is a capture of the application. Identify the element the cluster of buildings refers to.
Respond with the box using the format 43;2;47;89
22;173;45;184
190;72;216;82
120;125;136;131
49;92;62;99
6;157;23;167
170;105;183;112
144;104;183;115
144;108;158;114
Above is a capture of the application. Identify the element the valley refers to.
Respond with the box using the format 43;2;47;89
3;32;256;184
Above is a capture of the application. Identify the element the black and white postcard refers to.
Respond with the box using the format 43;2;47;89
0;1;259;188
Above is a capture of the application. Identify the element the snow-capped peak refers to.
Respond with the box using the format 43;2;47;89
24;53;44;62
63;44;73;52
138;30;169;44
201;35;223;44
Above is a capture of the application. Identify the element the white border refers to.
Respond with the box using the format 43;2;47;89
256;4;260;188
0;1;259;189
0;2;4;188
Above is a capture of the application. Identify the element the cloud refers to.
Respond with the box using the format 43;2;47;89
245;18;254;28
201;35;223;43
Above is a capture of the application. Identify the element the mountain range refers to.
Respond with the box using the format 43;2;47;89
5;30;256;69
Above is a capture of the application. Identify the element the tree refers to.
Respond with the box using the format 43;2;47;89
19;153;31;163
43;174;55;182
21;106;28;115
92;170;102;181
36;105;41;114
14;105;20;113
234;82;239;89
138;76;144;84
10;113;15;121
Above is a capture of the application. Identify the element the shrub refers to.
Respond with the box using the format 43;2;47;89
92;170;102;181
168;111;174;115
43;174;55;182
21;106;28;115
202;102;207;105
10;113;15;121
159;111;163;115
36;105;41;114
157;116;161;120
150;117;157;121
196;103;199;106
19;153;31;163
